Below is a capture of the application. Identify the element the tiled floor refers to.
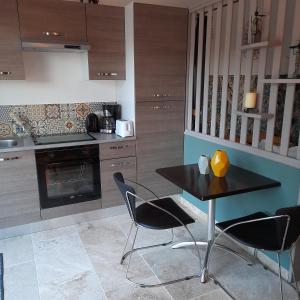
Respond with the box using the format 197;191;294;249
0;212;299;300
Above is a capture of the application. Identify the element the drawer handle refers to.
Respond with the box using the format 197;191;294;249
153;105;171;110
109;145;129;150
110;162;131;168
0;71;12;76
0;156;21;162
43;31;62;37
97;72;118;77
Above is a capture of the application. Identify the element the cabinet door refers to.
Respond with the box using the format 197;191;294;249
0;0;25;80
136;101;184;198
101;157;136;208
0;151;40;227
18;0;87;44
134;3;188;102
87;5;125;80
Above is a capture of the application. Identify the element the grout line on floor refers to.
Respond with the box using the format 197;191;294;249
30;235;41;300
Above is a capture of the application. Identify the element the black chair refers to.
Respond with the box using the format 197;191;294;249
113;172;202;288
208;206;300;300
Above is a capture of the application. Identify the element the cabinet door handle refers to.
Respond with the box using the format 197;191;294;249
0;71;12;76
0;156;21;162
97;72;118;77
110;161;131;168
43;31;62;37
152;93;171;98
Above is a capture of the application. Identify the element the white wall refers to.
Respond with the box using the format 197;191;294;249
0;51;117;105
116;3;136;124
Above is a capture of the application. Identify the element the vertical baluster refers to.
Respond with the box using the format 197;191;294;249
195;10;205;133
186;12;197;131
280;0;300;156
202;7;212;135
210;2;222;137
229;0;245;142
252;0;272;148
219;0;233;140
265;0;288;152
240;0;257;145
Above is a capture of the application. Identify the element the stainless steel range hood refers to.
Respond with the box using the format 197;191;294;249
22;42;90;52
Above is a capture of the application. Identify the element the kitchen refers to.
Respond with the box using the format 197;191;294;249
0;0;300;299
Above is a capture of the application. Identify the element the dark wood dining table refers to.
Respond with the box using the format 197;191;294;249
156;164;281;283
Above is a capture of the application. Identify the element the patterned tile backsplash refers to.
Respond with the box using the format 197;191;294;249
0;102;117;137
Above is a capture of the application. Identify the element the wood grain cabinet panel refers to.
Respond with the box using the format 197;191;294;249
136;101;185;137
136;101;184;198
18;0;87;44
0;0;25;80
100;157;136;208
0;151;40;227
134;3;188;102
86;5;125;80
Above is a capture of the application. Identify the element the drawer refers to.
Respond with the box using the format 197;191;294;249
100;157;136;208
100;141;136;160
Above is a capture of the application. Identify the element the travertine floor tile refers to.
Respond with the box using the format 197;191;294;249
4;261;40;300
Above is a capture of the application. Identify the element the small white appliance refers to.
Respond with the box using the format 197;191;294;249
116;120;134;137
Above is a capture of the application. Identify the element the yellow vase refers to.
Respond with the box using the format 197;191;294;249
211;150;229;177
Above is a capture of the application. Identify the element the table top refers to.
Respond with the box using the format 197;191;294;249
156;164;281;201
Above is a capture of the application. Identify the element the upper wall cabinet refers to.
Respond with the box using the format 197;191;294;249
18;0;87;44
134;4;188;102
0;0;25;80
86;5;125;80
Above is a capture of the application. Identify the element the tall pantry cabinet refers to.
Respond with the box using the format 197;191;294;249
134;4;188;198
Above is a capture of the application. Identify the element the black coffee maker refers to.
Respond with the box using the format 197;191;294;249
100;104;121;134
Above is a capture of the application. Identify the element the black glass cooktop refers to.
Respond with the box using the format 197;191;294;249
34;133;95;145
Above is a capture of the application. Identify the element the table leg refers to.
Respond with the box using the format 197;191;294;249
200;199;216;283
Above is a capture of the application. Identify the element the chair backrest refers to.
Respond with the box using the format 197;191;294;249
113;172;136;221
276;205;300;249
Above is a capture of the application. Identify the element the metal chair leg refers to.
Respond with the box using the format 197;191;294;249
289;249;300;300
277;252;284;300
121;228;174;264
120;222;134;264
125;225;139;283
124;225;202;288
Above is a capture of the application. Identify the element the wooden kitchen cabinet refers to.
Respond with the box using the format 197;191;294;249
86;5;125;80
0;151;40;228
100;141;136;208
134;3;188;102
0;0;25;80
18;0;87;44
100;157;136;208
136;101;184;198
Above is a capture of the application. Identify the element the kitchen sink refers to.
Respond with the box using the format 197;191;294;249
0;139;19;148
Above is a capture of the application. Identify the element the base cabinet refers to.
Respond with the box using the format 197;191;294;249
100;141;136;208
0;151;40;228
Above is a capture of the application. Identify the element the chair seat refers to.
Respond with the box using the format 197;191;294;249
216;212;285;251
136;197;195;230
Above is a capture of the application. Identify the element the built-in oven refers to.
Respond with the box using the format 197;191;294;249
35;145;101;209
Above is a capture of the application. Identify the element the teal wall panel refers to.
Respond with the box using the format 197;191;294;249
183;134;300;269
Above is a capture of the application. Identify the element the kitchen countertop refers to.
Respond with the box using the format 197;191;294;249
0;133;136;153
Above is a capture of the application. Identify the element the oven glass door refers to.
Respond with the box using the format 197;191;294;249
38;158;101;209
